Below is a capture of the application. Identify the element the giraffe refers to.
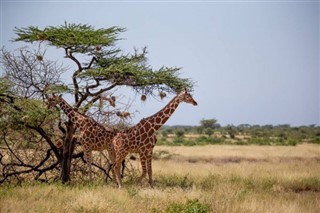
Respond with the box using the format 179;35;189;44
47;94;118;182
112;89;198;188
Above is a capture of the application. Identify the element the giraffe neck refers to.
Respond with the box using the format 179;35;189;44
140;95;182;134
57;98;84;128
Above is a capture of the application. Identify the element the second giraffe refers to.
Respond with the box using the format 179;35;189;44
112;89;198;188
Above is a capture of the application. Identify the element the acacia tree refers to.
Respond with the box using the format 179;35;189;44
0;23;193;183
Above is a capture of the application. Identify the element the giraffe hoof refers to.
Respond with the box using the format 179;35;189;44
149;182;154;188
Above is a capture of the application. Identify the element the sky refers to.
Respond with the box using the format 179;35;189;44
0;0;319;126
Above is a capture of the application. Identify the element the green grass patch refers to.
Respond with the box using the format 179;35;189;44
157;174;194;189
164;199;209;213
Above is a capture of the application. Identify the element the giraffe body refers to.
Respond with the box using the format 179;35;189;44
48;95;117;182
112;89;197;188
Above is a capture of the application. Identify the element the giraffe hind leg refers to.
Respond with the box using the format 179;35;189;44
113;160;123;188
84;151;93;182
106;163;113;182
113;151;128;188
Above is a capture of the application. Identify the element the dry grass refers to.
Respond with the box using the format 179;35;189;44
1;144;319;213
153;144;320;178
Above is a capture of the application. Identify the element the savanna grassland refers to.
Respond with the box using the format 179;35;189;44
1;144;319;213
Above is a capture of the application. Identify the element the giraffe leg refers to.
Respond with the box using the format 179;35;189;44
147;156;153;187
84;151;93;182
113;158;124;188
137;154;147;184
110;162;118;186
112;150;128;188
121;159;126;178
112;165;117;185
106;150;117;184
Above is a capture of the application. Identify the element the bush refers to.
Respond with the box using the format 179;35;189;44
282;177;320;192
173;137;185;145
248;138;272;145
198;174;221;191
158;174;194;189
286;139;298;146
175;129;185;138
165;199;209;213
196;136;224;144
203;128;213;137
311;137;320;144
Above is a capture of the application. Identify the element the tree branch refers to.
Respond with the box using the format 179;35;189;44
0;141;60;184
84;56;98;70
65;48;82;103
87;83;118;97
27;125;61;161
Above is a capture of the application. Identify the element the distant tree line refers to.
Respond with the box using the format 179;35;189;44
157;119;320;146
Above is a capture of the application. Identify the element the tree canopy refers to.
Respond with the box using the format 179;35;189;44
200;118;219;129
13;22;194;100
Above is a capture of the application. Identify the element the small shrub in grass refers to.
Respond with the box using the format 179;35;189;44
157;138;168;145
311;137;320;144
248;138;272;145
126;186;139;197
173;137;185;145
196;136;207;143
165;202;184;213
283;177;320;192
175;129;185;138
234;140;248;145
158;174;194;189
198;174;221;191
260;178;276;192
183;140;197;146
286;139;298;146
165;199;209;213
196;136;224;144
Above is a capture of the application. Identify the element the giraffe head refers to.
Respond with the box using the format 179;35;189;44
47;94;61;109
177;89;198;106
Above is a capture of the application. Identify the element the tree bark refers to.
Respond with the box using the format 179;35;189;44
60;121;76;183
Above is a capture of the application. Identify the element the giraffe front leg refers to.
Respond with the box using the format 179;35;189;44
137;154;147;184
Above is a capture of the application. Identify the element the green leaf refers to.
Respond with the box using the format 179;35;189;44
0;77;13;95
45;84;73;94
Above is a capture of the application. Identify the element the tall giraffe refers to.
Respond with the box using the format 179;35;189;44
112;89;198;188
47;94;118;182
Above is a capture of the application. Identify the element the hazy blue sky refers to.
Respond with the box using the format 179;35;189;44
1;0;319;126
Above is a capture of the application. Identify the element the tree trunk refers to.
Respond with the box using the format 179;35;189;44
60;122;76;183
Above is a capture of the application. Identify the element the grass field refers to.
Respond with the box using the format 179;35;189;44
1;144;319;213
